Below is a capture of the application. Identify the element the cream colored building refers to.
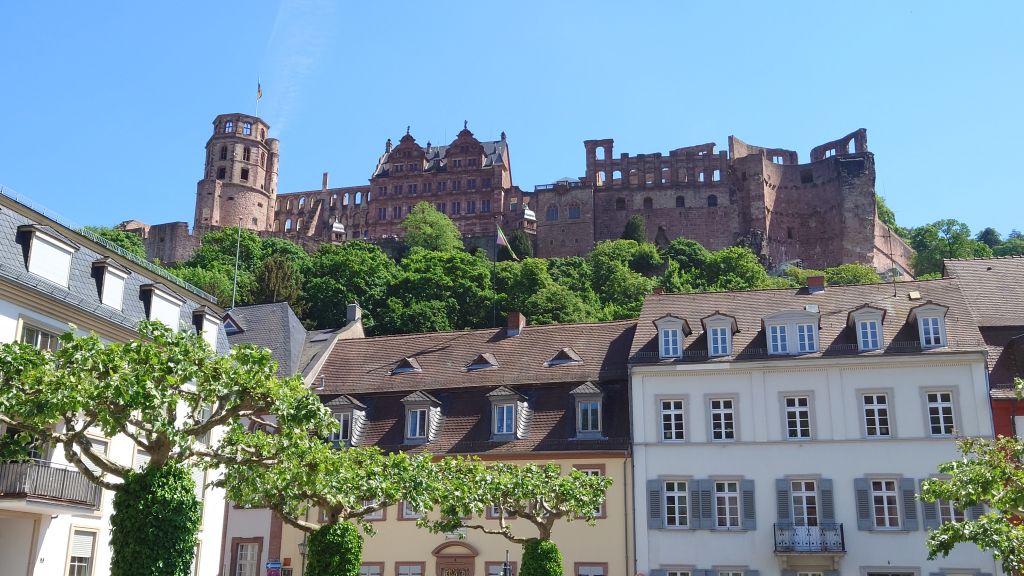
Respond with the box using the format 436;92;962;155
0;189;228;576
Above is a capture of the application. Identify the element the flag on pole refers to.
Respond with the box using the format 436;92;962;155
257;81;262;100
496;225;518;261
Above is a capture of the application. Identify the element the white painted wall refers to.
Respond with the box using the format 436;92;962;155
631;354;999;574
25;234;73;288
0;515;36;576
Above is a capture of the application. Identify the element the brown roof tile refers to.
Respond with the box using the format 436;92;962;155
944;256;1024;328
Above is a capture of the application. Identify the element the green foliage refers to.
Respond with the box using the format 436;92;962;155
254;254;303;305
824;263;882;286
620;214;647;243
994;238;1024;256
520;539;563;576
300;242;396;331
306;522;364;576
662;238;711;272
907;219;993;277
976;227;1003;249
920;382;1024;573
499;229;534;261
703;246;770;291
401;202;464;252
874;194;904;236
110;464;200;576
190;227;266;274
783;266;826;287
85;226;148;260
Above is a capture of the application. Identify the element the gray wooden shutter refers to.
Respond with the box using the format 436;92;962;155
647;479;663;529
919;479;940;530
900;477;919;531
741;479;756;530
819;478;835;523
854;477;873;531
967;503;985;520
699;479;714;529
689;481;703;529
775;478;792;526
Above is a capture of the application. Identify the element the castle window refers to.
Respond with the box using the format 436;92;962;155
615;198;626;211
285;219;293;232
299;197;306;209
296;218;303;230
467;200;476;214
661;168;670;184
825;148;836;158
216;167;226;180
568;205;581;220
800;169;813;184
629;169;639;185
468;179;477;190
481;199;491;212
451;201;461;215
330;194;337;207
453;159;463;168
698;171;705;183
394;206;403;218
483;178;491;188
546;205;559;221
243;147;251;162
219;146;227;161
676;196;685;208
645;173;654;185
772;155;785;164
377;207;387;220
643;197;653;210
355;192;362;204
224;121;234;133
787;227;793;240
452;180;461;191
707;195;718;207
713;169;721;181
612;170;622;184
343;192;350;206
409;184;417;194
424;182;433;193
260;128;265;140
240;168;249;182
251;217;258;226
438;181;447;192
243;122;252;136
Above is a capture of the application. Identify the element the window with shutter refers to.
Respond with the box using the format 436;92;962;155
899;477;919;530
853;477;873;530
647;479;664;528
740;479;756;530
714;481;740;528
819;479;835;523
775;478;792;525
68;530;97;576
663;480;688;528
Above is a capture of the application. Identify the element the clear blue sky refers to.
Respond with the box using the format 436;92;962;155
1;2;1020;236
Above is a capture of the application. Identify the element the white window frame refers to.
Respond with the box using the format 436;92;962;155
919;316;945;348
790;479;819;527
862;391;893;438
660;398;686;442
714;480;740;529
858;319;881;351
783;395;812;440
66;528;98;576
235;542;259;576
870;478;901;529
401;500;423;519
20;322;61;351
493;403;516;436
768;324;788;354
661;328;680;358
330;411;352;443
937;499;965;524
708;396;736;442
654;316;688;359
406;408;428;440
925;390;956;437
708;326;730;357
577;399;602;434
796;323;817;353
663;479;689;528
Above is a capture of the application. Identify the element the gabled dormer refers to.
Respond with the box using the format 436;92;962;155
571;381;604;439
17;224;79;288
139;283;186;331
546;347;583;367
466;352;499;371
848;304;886;352
701;312;739;357
763;308;821;355
191;306;221;350
653;314;692;360
325;394;366;447
486;386;531;441
401;391;441;445
390;357;423;375
91;256;130;310
908;301;949;349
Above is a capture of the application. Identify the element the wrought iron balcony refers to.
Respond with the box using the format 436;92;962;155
773;523;846;554
0;459;101;508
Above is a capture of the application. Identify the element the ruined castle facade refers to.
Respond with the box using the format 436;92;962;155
126;113;912;275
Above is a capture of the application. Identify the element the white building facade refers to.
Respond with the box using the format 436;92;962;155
629;280;1000;576
0;189;229;576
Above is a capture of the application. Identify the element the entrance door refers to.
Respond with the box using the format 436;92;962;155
437;557;474;576
791;480;822;551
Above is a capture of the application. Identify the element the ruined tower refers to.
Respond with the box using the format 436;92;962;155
194;113;280;232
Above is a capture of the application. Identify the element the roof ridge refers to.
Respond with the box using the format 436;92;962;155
653;278;957;299
355;319;636;342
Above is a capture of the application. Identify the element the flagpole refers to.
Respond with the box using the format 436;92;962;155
255;77;261;117
492;215;499;327
231;219;241;308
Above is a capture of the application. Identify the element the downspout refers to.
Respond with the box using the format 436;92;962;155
626;364;638;576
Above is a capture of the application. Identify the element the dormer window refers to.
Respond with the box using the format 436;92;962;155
653;314;692;360
769;325;788;354
391;357;422;375
546;348;583;366
494;404;515;435
487;386;529;441
908;302;949;349
467;353;498;371
92;257;129;310
702;312;738;358
191;307;220;350
407;409;427;439
18;224;78;288
796;323;817;353
709;327;728;356
140;284;185;331
848;305;886;352
401;391;440;445
325;395;366;447
331;412;352;443
571;382;604;439
764;310;821;355
859;320;880;350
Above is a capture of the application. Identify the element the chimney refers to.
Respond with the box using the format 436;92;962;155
340;303;365;340
653;287;665;295
506;311;527;337
347;303;362;324
806;275;825;293
321;172;329;192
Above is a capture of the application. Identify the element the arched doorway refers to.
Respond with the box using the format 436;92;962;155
432;542;478;576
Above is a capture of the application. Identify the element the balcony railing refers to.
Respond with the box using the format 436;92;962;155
0;459;101;508
773;523;846;554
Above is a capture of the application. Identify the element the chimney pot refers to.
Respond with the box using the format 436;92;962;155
653;287;665;295
506;311;527;336
322;172;329;192
806;275;825;293
346;303;362;323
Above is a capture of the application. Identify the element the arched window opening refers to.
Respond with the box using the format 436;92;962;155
615;197;626;211
707;194;718;207
343;192;350;206
355;192;362;205
612;170;622;184
285;219;293;232
546;205;559;221
568;204;581;219
595;146;606;160
643;197;653;210
597;171;608;187
675;196;685;208
299;197;306;209
661;168;670;184
219;146;227;161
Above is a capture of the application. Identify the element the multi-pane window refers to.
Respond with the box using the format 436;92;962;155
468;178;477;189
242;122;252;135
330;412;352;443
494;404;516;435
577;400;601;433
578;468;604;516
67;530;96;576
467;200;476;213
859;320;880;350
863;394;891;437
927;392;955;436
243;147;251;161
667;572;691;576
718;572;742;576
664;480;688;527
710;398;735;441
921;316;944;347
576;566;605;576
402;501;423;519
785;396;811;439
481;199;491;212
236;543;258;576
359;565;382;576
568;206;581;219
797;323;816;353
451;201;461;215
709;326;729;356
20;324;60;351
661;329;680;357
661;399;686;441
224;121;234;133
938;500;965;524
397;564;423;576
791;480;819;526
714;481;740;528
871;479;900;528
769;325;788;354
407;408;428;439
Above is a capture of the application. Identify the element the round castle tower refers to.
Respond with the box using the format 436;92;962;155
194;113;280;232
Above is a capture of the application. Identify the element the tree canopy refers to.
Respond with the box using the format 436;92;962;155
402;201;464;252
84;226;148;260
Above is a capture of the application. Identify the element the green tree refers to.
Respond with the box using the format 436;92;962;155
875;194;904;236
994;238;1024;256
0;323;327;576
823;263;882;286
975;227;1003;249
920;379;1024;572
253;254;302;305
499;229;534;261
908;220;993;277
621;214;647;243
588;240;656;319
662;238;711;273
704;246;770;291
84;226;148;260
172;264;237;306
783;266;826;287
402;202;464;252
300;242;397;331
189;227;266;274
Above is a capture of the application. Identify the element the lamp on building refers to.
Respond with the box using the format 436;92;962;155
298;536;308;574
502;550;511;576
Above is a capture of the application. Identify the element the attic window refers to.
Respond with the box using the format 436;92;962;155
487;386;529;441
92;257;129;310
570;382;604;439
18;224;79;288
391;357;423;375
467;353;499;371
653;314;692;360
191;307;220;350
546;348;583;366
140;283;185;331
224;319;242;335
401;391;440;445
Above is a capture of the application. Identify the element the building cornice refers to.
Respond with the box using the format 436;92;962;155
0;276;139;341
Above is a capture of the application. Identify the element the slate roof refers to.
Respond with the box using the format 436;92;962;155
224;302;342;378
944;256;1024;328
316;320;635;393
371;139;508;178
630;279;985;362
0;196;228;352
